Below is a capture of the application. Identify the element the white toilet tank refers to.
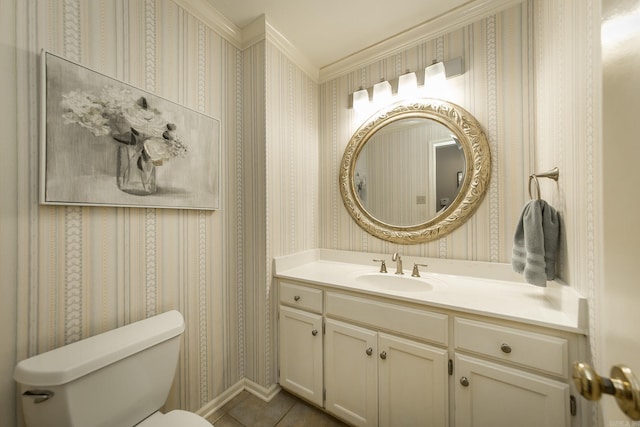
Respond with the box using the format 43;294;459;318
14;310;186;427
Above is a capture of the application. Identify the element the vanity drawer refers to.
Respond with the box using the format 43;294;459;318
325;292;448;345
454;317;568;377
279;281;323;313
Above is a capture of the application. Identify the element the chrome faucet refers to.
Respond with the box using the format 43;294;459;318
391;252;403;275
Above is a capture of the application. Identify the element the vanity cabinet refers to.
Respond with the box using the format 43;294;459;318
324;319;449;427
277;279;583;427
278;282;324;406
453;317;573;427
278;306;323;406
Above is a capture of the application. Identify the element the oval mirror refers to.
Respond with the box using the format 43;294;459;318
339;99;491;244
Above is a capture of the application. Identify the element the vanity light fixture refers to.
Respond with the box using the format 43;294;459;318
372;79;393;107
425;60;446;85
425;57;464;84
352;87;370;111
348;57;464;110
397;71;418;98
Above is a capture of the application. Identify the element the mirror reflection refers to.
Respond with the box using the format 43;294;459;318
339;98;491;244
354;119;465;226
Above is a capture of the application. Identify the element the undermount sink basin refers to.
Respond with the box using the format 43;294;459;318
354;273;434;292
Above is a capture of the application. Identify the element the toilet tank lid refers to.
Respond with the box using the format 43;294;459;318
14;310;185;387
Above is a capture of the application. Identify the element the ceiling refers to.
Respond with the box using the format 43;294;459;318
204;0;471;70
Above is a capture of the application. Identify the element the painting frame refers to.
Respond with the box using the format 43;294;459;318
40;50;220;210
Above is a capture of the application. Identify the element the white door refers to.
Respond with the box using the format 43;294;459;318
325;318;378;426
454;354;569;427
278;306;323;406
600;0;640;423
378;332;449;427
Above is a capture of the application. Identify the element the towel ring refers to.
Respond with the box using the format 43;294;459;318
528;167;560;200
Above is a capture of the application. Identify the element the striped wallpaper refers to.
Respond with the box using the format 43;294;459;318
320;4;532;262
14;0;243;414
4;0;599;425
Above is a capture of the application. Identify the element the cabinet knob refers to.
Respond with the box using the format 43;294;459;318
380;351;387;360
500;343;512;354
293;295;301;301
460;376;470;387
311;329;318;336
366;347;373;356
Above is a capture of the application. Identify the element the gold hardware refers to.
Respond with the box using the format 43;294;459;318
391;253;403;275
411;263;429;277
573;362;640;420
372;259;387;273
528;167;559;200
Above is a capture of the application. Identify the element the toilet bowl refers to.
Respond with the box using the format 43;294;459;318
138;410;211;426
14;310;211;427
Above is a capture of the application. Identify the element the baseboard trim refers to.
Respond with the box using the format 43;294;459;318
243;378;281;402
195;379;282;419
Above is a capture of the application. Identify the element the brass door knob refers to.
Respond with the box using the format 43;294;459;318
573;362;640;420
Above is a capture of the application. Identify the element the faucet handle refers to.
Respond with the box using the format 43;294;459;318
373;259;387;273
411;263;429;277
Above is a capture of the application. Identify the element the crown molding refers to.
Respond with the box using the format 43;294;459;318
265;19;319;82
318;0;525;83
173;1;320;81
172;0;242;47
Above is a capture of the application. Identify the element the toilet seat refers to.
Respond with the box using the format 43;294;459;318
136;410;212;427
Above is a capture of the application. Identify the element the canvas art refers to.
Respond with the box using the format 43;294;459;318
40;51;220;210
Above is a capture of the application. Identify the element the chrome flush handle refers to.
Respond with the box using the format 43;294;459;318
23;390;55;404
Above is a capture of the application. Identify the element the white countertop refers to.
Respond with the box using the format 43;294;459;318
273;249;588;334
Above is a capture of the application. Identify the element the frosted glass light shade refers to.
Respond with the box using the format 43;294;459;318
397;72;418;98
425;62;446;86
372;80;392;107
352;88;370;111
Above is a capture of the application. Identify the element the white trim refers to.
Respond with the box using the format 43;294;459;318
173;0;525;83
265;19;319;82
243;378;282;402
195;379;245;419
241;15;267;50
172;0;242;47
318;0;525;82
196;379;282;421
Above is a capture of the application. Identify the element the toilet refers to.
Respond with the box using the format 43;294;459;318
14;310;212;427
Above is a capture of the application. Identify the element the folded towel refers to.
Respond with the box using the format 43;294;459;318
512;199;560;286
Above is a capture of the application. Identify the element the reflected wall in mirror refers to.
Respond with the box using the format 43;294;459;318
354;119;465;226
340;99;490;244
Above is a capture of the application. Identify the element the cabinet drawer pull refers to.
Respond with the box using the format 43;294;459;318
500;343;512;354
460;376;470;387
380;351;387;360
293;295;301;301
311;329;318;336
366;347;373;356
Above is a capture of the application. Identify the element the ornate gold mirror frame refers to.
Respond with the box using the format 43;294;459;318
339;99;491;244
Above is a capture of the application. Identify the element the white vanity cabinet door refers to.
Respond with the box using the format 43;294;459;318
378;333;449;427
454;354;570;427
325;318;378;427
278;306;323;406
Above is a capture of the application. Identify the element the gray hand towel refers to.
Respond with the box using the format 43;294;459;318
512;199;560;287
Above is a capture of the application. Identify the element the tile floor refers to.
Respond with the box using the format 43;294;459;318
206;390;349;427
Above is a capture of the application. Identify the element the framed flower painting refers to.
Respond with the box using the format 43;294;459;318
40;51;220;210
